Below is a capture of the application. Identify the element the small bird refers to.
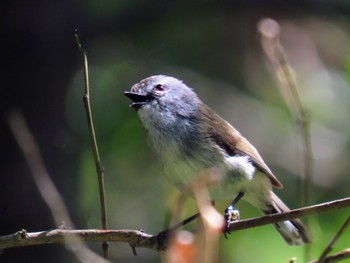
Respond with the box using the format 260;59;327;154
124;75;311;245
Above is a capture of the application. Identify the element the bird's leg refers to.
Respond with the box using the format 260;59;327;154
156;212;200;249
166;212;201;232
159;199;216;234
156;200;218;247
224;191;245;238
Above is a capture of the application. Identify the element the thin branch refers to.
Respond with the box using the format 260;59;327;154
1;197;350;251
0;229;158;251
317;215;350;262
227;197;350;232
310;249;350;263
7;110;107;263
75;32;109;259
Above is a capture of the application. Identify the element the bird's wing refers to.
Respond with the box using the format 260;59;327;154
234;136;283;188
200;105;283;189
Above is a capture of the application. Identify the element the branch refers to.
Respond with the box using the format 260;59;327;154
310;249;350;263
227;197;350;232
317;215;350;262
1;197;350;251
0;229;159;251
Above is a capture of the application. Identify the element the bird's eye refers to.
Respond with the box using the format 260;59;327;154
154;84;165;91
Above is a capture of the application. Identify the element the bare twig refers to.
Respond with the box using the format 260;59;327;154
310;248;350;263
75;32;109;259
227;197;350;232
0;229;158;251
8;110;107;263
317;215;350;262
2;197;350;251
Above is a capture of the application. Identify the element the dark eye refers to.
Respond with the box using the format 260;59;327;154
154;84;165;91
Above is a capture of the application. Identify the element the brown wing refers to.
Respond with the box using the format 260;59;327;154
199;104;283;189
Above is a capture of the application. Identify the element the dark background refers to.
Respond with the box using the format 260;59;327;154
2;1;350;262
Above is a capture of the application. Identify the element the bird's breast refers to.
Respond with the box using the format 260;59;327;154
137;105;228;191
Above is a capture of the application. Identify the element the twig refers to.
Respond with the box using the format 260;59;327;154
317;215;350;262
0;229;158;251
227;197;350;232
75;32;109;259
7;110;107;263
310;249;350;263
1;197;350;251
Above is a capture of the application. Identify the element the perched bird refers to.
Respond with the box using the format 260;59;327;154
124;75;311;245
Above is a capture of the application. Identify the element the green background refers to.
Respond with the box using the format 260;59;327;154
2;1;350;262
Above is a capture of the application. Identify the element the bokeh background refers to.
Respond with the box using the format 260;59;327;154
2;1;350;262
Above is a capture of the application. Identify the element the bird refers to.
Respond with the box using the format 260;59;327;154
124;75;311;245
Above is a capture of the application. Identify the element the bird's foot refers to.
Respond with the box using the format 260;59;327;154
224;205;240;238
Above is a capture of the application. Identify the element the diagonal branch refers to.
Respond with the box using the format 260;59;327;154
317;215;350;262
310;248;350;263
227;197;350;232
8;110;107;263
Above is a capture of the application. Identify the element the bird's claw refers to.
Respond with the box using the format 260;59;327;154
224;205;240;238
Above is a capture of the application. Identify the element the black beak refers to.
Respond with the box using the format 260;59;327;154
124;91;153;110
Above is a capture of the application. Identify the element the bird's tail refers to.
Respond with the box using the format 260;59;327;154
262;192;312;245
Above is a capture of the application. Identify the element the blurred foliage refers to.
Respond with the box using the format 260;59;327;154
3;0;350;262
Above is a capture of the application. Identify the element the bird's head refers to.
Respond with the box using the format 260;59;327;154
124;75;199;115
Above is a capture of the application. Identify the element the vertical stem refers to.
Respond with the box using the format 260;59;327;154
258;18;313;261
75;33;109;259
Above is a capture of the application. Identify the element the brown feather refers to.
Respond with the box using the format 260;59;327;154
199;104;283;189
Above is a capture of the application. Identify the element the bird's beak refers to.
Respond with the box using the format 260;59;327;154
124;91;153;110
